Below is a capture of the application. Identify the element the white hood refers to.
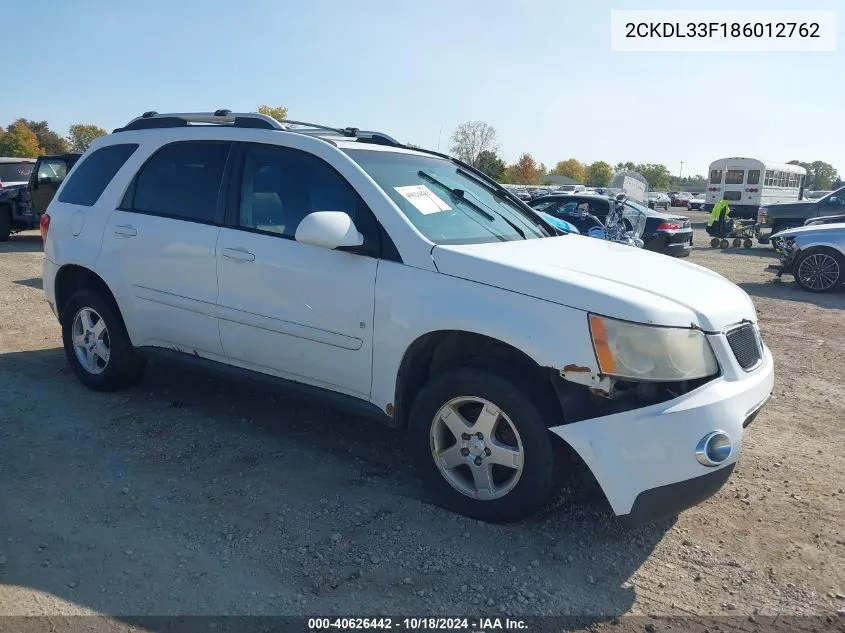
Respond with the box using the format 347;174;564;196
432;235;756;332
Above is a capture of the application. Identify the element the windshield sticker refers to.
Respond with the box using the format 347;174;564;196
394;185;452;215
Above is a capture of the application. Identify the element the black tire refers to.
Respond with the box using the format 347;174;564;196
0;209;11;242
710;237;720;248
793;248;843;293
61;288;146;391
743;239;753;249
732;238;742;248
408;366;557;523
720;239;729;249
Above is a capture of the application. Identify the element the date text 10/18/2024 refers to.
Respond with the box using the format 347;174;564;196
308;618;528;631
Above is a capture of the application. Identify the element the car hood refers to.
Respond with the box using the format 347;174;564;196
773;222;845;239
432;236;756;332
762;199;818;212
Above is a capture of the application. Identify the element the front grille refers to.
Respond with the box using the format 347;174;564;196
726;324;762;370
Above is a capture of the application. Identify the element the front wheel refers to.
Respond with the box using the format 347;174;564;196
408;367;557;523
710;237;720;248
794;248;843;293
61;289;147;391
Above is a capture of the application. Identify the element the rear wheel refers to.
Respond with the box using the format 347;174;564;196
732;238;742;247
61;289;146;391
743;239;753;249
710;237;720;248
720;239;729;249
408;367;557;523
793;248;843;293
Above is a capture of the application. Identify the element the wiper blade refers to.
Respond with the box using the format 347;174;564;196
417;171;494;221
460;189;526;239
455;167;549;236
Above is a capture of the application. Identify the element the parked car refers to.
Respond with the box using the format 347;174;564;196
688;195;706;211
529;193;693;257
42;109;773;525
0;153;81;241
767;222;845;292
756;186;845;244
0;157;36;187
806;213;845;227
556;184;587;194
670;192;693;207
647;191;671;210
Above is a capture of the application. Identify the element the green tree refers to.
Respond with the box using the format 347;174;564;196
615;161;637;172
475;150;506;181
449;121;498;167
67;124;107;152
505;153;540;185
257;105;288;122
23;120;69;154
585;161;613;187
0;120;41;157
636;163;672;190
551;159;585;183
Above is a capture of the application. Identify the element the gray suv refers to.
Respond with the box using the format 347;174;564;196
756;186;845;244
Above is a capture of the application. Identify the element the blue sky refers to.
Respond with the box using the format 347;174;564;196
2;0;842;177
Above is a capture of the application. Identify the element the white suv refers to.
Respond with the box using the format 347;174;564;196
42;111;774;524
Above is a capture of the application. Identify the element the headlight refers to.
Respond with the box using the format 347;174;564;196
588;314;718;381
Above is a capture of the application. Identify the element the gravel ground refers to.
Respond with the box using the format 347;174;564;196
1;218;843;629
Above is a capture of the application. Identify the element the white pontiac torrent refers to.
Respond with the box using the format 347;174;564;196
41;111;774;524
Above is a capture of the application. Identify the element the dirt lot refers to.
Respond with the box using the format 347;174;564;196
1;219;844;628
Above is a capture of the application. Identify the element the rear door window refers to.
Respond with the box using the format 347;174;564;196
129;141;230;224
725;170;744;185
58;144;138;206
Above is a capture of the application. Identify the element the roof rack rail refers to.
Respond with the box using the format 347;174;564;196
111;110;405;148
114;111;286;133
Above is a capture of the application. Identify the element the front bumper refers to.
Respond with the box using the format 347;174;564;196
549;340;774;523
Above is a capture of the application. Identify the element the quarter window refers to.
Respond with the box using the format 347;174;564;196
725;170;744;185
747;170;760;185
131;142;230;223
58;144;138;206
709;169;723;184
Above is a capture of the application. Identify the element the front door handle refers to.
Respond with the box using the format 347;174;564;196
222;247;255;262
113;224;137;237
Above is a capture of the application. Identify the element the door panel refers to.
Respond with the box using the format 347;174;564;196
216;228;377;397
98;211;224;358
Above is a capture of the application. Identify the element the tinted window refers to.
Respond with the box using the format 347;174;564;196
238;144;365;239
747;169;760;185
725;170;744;185
58;144;138;206
709;169;722;184
132;142;230;222
0;161;34;183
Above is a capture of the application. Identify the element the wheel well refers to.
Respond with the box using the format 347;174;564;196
797;245;845;263
393;331;560;428
54;265;129;333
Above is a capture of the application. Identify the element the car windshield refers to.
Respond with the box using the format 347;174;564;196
0;162;34;183
343;149;550;245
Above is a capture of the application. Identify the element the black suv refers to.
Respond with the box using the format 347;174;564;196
756;186;845;244
0;153;81;241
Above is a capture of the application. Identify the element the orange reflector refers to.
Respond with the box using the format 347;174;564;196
589;314;616;374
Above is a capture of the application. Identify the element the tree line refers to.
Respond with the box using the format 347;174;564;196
0;119;109;157
447;121;842;191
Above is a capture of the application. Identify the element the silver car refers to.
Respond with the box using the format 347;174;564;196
647;191;670;210
768;222;845;292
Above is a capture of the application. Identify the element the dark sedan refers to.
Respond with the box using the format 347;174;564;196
528;193;693;257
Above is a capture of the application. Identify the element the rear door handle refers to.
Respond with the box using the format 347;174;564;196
113;224;137;237
222;247;255;262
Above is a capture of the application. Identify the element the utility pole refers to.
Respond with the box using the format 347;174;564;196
679;161;684;181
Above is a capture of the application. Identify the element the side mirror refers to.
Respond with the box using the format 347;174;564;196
295;211;364;250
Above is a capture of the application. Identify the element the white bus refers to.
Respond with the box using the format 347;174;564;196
705;158;807;218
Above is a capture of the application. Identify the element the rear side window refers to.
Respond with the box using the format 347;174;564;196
131;142;230;223
709;169;722;184
747;169;760;185
58;144;138;206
